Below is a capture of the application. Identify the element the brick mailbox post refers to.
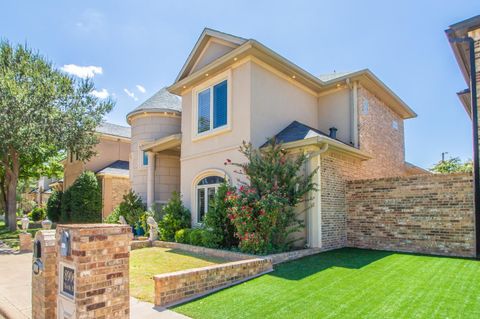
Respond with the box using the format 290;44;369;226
56;224;131;319
32;229;57;319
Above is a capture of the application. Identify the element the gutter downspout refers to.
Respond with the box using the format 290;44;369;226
346;79;359;147
450;36;479;258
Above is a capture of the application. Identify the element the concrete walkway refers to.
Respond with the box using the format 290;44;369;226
0;241;190;319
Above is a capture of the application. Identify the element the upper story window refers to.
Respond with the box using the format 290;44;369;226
192;70;231;140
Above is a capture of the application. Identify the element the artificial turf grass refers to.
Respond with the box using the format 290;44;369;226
130;247;229;303
173;248;480;319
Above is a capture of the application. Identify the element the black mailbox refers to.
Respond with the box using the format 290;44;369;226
33;240;41;259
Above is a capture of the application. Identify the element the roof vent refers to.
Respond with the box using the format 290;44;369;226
329;127;338;139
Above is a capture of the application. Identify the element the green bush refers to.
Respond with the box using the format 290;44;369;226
46;190;62;222
200;229;221;248
158;192;190;241
174;228;191;244
116;190;145;226
62;171;102;223
204;182;238;248
29;207;46;221
60;187;72;222
188;228;203;246
104;206;121;224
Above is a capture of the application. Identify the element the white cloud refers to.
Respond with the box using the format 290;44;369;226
136;85;146;93
90;88;109;99
61;64;103;79
124;88;138;101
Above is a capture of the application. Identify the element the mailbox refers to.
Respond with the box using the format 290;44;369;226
33;239;41;258
60;230;71;257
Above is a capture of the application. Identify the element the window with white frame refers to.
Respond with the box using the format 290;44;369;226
196;79;228;135
195;176;225;222
139;149;149;168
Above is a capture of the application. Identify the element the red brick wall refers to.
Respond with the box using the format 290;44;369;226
346;173;475;257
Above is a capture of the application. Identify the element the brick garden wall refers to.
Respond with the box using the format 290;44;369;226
346;173;475;257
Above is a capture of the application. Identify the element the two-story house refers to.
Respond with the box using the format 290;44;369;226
127;28;424;250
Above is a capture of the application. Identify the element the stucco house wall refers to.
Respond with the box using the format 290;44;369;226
318;88;352;145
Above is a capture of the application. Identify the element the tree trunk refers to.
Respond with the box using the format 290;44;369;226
5;148;19;231
0;172;8;225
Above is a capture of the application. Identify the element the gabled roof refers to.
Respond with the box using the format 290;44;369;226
263;121;340;147
126;87;181;124
175;28;247;82
95;160;129;177
96;122;131;139
262;121;370;160
169;30;416;119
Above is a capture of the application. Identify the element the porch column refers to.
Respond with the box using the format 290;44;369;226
306;152;322;248
147;151;156;209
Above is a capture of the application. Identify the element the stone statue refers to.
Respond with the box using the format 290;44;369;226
21;214;30;233
118;216;128;225
147;216;158;241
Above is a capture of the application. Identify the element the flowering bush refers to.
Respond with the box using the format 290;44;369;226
225;139;317;254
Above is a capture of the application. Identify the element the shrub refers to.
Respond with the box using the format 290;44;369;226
104;206;121;224
46;190;62;222
60;187;72;222
226;140;317;254
115;190;145;226
67;171;102;223
175;228;191;244
188;228;203;246
200;229;221;248
29;207;46;221
158;192;190;241
204;182;238;248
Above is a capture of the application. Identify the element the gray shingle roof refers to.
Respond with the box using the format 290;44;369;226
127;87;181;121
262;121;348;147
96;122;131;138
95;160;129;177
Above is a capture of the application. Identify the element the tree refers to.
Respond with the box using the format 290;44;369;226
430;157;473;174
63;171;102;223
0;41;113;230
158;192;191;241
225;139;317;254
46;189;62;222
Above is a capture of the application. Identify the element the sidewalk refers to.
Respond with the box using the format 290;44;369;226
0;241;189;319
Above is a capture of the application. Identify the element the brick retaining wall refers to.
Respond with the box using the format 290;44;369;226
346;173;475;257
154;258;273;306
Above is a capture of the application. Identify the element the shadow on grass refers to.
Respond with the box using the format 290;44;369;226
270;248;393;281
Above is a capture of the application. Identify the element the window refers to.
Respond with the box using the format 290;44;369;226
195;176;225;222
196;79;228;135
392;120;399;130
142;151;149;166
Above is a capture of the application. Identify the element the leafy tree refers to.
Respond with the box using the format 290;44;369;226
158;192;191;241
430;157;473;174
0;41;113;230
46;189;62;222
204;182;238;248
65;171;102;223
226;139;317;254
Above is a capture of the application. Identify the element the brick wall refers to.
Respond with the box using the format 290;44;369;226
357;85;408;179
56;224;131;318
154;258;272;307
346;173;475;257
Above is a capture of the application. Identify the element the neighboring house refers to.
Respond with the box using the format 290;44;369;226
127;28;424;250
63;122;132;218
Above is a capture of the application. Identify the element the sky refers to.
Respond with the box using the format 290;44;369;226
1;0;479;169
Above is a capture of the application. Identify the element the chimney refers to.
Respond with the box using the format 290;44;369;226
329;127;337;139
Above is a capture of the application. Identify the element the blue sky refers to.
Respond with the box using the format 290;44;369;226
1;1;479;169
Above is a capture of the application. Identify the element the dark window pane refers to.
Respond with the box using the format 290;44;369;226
207;187;216;212
197;188;205;221
213;80;227;128
198;89;210;133
197;176;225;185
143;151;148;166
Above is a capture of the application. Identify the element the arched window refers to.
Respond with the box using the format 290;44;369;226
196;176;225;222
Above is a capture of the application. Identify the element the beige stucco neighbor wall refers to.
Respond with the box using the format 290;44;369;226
357;85;407;179
63;137;130;188
318;88;351;144
129;114;181;203
346;173;475;257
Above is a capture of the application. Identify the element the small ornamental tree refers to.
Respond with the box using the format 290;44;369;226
204;182;238;248
67;171;102;223
114;190;145;226
158;192;191;241
46;189;62;222
226;139;317;254
430;157;473;174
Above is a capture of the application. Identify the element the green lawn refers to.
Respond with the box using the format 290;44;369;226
173;248;480;319
130;247;228;303
0;221;41;250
